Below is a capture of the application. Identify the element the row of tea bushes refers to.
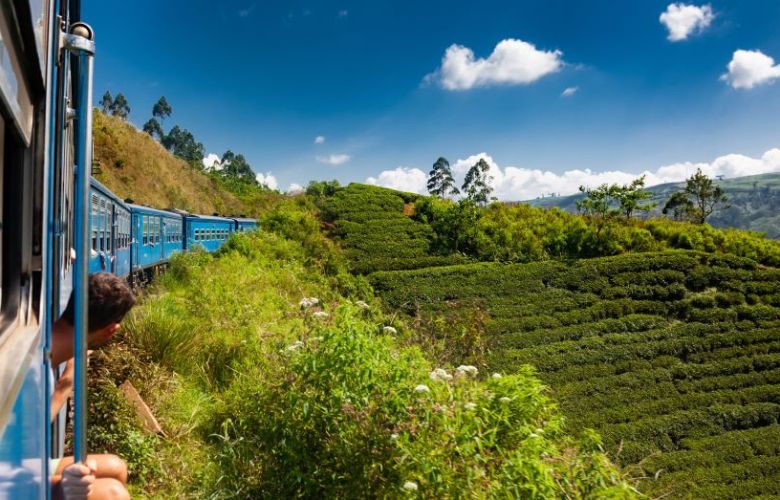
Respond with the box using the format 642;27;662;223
369;250;780;498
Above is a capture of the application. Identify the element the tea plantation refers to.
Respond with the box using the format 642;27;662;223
320;184;467;273
369;251;780;498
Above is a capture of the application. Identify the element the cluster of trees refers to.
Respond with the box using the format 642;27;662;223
426;157;495;205
99;91;131;120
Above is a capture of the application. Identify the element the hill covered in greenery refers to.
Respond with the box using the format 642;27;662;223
317;182;780;498
92;110;281;216
86;204;634;497
528;172;780;238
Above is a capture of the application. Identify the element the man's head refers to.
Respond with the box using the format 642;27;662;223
61;273;136;347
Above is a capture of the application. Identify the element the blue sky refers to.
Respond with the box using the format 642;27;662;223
86;1;780;199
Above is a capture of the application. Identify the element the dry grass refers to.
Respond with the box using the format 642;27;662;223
93;110;273;216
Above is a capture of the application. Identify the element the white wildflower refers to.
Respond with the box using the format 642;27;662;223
286;340;304;351
312;311;329;319
456;365;478;376
492;372;502;379
383;326;398;335
299;297;319;308
355;300;370;309
429;368;453;382
390;433;399;440
414;384;430;393
464;402;477;410
403;481;418;491
499;397;512;403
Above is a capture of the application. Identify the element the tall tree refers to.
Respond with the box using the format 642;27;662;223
152;96;172;125
461;158;493;206
142;118;163;140
427;157;460;198
662;192;694;221
109;93;131;120
683;168;728;224
576;183;620;235
614;175;656;218
100;91;113;113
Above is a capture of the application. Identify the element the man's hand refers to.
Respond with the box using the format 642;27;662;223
55;358;75;392
60;459;96;499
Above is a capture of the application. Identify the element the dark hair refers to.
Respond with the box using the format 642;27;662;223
61;273;136;331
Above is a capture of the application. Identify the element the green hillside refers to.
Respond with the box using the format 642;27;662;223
528;172;780;238
317;183;780;498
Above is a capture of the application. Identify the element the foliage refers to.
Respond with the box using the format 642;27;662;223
683;168;729;224
320;183;466;273
152;96;172;124
161;125;205;167
462;158;494;205
141;117;163;140
100;91;113;114
369;250;780;497
217;149;257;185
662;191;694;221
427;156;459;198
86;225;633;498
306;179;342;199
108;93;131;120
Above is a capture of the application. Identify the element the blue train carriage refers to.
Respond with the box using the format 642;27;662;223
0;0;95;497
89;179;131;278
129;204;184;283
184;214;234;252
233;217;258;232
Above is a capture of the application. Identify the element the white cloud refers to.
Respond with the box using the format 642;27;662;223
316;154;351;165
721;49;780;89
659;3;714;41
255;172;278;190
365;148;780;201
366;167;427;194
427;38;564;90
561;86;578;97
314;135;326;144
287;183;305;194
202;153;224;171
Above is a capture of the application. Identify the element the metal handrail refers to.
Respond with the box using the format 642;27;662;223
61;22;94;464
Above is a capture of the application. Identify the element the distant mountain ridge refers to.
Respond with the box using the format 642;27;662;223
524;172;780;238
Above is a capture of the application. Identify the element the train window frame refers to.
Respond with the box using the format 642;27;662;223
106;201;113;252
142;215;148;245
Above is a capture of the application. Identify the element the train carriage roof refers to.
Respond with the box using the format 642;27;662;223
185;214;235;223
127;203;182;219
90;178;131;212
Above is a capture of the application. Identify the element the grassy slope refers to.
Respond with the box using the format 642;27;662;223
526;172;780;238
87;218;634;498
93;111;281;216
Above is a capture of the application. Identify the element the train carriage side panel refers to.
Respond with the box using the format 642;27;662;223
161;213;184;261
88;179;131;278
185;215;233;253
233;217;258;232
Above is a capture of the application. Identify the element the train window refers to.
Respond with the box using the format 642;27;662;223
142;216;148;245
107;202;113;251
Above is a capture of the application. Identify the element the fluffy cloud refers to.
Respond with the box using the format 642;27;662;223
202;153;223;171
316;154;351;165
659;3;714;41
366;167;427;194
427;38;564;90
314;135;326;144
255;172;278;190
561;86;578;97
721;49;780;89
287;183;305;194
366;149;780;201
